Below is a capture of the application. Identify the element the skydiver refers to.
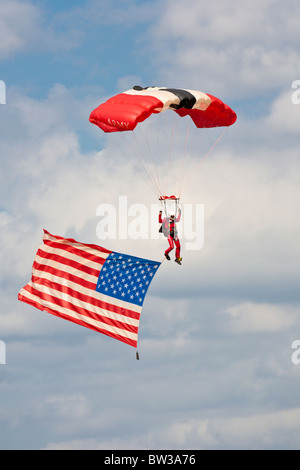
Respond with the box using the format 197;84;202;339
159;208;182;265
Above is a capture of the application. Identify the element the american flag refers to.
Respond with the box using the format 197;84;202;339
18;230;161;348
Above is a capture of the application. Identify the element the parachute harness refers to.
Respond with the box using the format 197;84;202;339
159;196;180;218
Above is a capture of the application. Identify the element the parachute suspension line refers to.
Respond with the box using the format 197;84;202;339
132;129;162;196
177;119;192;199
159;198;168;217
135;121;165;197
166;112;176;197
149;112;167;197
159;196;180;218
111;131;161;199
128;127;163;199
118;128;154;195
176;197;180;218
183;128;227;192
195;128;227;171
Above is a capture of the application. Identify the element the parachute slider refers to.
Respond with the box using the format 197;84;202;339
159;195;179;201
159;195;180;219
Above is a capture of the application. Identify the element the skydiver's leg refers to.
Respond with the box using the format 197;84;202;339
174;238;181;259
165;236;174;257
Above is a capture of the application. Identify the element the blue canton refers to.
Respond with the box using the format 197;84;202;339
95;251;160;306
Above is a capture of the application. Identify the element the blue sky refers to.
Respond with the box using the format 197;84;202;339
1;0;300;450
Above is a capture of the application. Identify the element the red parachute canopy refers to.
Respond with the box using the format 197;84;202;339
89;86;237;133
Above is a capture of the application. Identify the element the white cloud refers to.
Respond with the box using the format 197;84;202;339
1;48;300;450
147;0;300;97
266;89;300;133
1;82;299;308
224;302;297;333
0;1;41;59
42;406;300;449
0;0;83;61
163;407;300;449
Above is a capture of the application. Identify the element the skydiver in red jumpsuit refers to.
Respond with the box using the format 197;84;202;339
159;208;182;265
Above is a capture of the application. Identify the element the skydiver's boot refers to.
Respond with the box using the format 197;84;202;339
175;257;182;265
165;253;171;261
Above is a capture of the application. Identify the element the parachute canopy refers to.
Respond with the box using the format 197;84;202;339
89;86;237;133
89;86;237;199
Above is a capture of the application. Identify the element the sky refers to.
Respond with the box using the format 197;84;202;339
0;0;300;450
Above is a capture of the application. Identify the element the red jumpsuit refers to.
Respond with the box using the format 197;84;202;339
159;210;181;259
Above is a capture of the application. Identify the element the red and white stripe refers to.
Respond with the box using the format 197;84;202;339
18;230;142;347
123;87;211;112
89;86;236;133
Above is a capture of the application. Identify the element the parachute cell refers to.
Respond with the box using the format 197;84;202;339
89;86;237;133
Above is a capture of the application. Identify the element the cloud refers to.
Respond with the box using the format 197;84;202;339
266;89;300;134
42;406;300;449
162;407;300;449
1;12;300;447
147;0;300;97
224;302;297;334
1;81;299;326
0;0;83;61
0;1;41;59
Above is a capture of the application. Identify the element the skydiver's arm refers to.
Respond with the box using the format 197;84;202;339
159;211;163;223
176;208;181;222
